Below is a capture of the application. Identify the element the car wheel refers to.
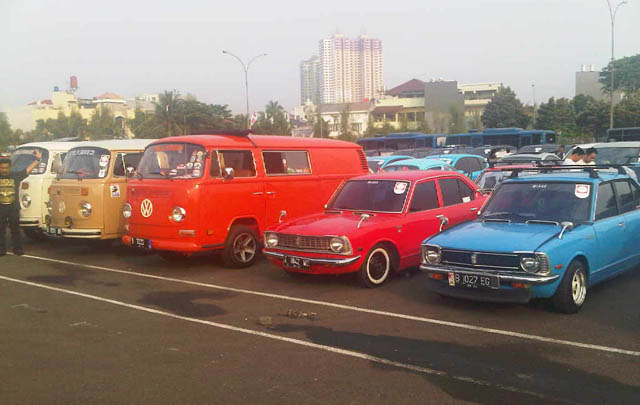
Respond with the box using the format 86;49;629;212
358;244;393;288
158;251;190;262
222;225;259;268
23;228;47;241
551;260;587;314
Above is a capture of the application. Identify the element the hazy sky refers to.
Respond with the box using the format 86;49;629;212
2;0;639;116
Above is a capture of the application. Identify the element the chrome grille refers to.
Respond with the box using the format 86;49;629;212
441;249;520;270
277;233;331;252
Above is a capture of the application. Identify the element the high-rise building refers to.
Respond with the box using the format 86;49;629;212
300;56;321;105
318;34;384;104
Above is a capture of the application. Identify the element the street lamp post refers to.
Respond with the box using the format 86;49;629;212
606;0;628;130
222;50;268;129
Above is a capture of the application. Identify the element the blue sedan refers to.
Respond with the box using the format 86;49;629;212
383;158;454;172
366;155;414;172
420;167;640;313
428;154;488;180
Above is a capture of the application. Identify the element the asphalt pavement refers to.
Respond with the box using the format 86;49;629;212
1;235;639;404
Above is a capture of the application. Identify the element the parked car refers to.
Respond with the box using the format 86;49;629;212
475;164;536;192
366;155;414;172
427;154;488;180
122;133;368;267
392;148;437;158
420;166;640;313
47;139;153;239
11;140;82;239
383;158;454;172
263;170;487;287
496;153;561;165
566;142;640;165
518;144;561;154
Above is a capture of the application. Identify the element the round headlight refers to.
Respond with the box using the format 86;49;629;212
21;194;31;208
424;247;441;264
171;206;186;222
330;237;346;253
265;233;278;248
520;256;540;273
80;201;92;217
123;203;132;219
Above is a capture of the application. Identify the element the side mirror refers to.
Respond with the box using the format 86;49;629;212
436;214;449;232
223;167;235;180
559;221;574;239
279;210;287;223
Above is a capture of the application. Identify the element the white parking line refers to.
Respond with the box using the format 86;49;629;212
0;274;560;401
9;253;640;357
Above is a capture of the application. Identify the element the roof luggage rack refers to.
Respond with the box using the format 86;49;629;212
508;164;629;179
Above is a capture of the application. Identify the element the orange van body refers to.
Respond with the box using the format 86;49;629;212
122;134;368;266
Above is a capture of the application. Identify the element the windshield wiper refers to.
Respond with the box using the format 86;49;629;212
525;220;560;225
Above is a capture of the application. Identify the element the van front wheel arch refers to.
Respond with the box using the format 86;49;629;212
222;225;259;268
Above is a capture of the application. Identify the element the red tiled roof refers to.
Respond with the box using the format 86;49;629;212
386;79;425;96
96;92;122;100
373;105;402;114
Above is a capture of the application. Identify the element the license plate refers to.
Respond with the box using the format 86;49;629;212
283;255;310;270
47;227;62;236
131;237;152;249
448;272;499;289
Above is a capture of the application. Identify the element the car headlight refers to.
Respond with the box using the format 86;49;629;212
21;194;31;208
123;203;132;219
423;246;441;264
330;237;346;253
520;256;540;273
80;201;92;217
171;206;186;222
265;232;278;248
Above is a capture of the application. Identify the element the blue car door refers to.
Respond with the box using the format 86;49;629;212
591;182;626;283
613;180;640;269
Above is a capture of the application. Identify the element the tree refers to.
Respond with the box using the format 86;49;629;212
313;112;329;138
155;90;184;137
337;105;356;142
252;100;291;135
600;54;640;94
0;112;16;151
481;87;530;129
573;95;609;140
449;104;466;134
87;107;121;140
614;90;640;128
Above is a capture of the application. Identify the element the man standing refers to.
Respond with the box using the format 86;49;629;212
581;147;597;165
562;147;584;165
0;150;42;256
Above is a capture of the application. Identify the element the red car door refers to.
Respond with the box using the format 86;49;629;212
398;179;446;267
436;176;484;229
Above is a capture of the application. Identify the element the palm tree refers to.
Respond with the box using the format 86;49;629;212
155;90;183;137
265;100;284;120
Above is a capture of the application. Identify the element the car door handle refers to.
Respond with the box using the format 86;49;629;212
618;222;625;228
252;192;263;196
266;191;276;195
470;207;478;211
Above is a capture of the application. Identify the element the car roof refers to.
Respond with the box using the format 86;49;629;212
16;141;85;151
504;171;629;184
429;154;486;160
68;139;156;151
385;158;449;169
350;169;464;182
501;153;558;159
485;164;535;171
152;134;362;149
367;155;413;162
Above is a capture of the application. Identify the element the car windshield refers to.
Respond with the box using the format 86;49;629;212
367;160;381;171
60;147;110;179
328;180;410;213
476;170;537;190
482;182;592;223
138;143;206;179
11;147;49;175
594;147;640;164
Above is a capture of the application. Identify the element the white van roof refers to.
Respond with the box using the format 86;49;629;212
68;139;156;151
16;141;85;152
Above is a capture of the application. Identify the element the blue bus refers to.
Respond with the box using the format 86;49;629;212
357;132;446;151
445;128;556;148
603;127;640;142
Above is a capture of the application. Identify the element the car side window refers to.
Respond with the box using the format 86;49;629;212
614;181;636;213
454;158;469;172
439;178;474;206
218;150;256;177
409;181;439;212
631;181;640;207
595;182;618;220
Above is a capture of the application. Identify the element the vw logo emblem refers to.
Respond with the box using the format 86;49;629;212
58;201;66;213
470;253;478;265
140;199;153;218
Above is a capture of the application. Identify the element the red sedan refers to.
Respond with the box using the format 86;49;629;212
263;171;488;287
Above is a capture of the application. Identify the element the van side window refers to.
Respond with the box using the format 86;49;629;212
263;151;311;175
51;153;66;174
114;153;143;177
209;151;221;177
219;150;256;177
114;154;126;177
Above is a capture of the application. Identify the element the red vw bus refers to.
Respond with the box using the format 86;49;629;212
122;132;368;267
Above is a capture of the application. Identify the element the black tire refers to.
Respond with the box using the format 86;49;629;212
222;225;259;268
23;228;47;241
357;243;395;288
158;251;190;262
551;260;587;314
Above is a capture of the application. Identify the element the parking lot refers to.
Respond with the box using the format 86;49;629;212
1;237;639;404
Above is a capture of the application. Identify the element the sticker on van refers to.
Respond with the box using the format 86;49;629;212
100;155;110;166
98;169;107;178
110;185;121;198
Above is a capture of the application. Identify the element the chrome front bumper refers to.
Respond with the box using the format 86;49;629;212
420;264;559;285
264;251;361;266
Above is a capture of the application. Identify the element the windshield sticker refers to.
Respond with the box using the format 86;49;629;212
367;181;379;185
99;155;110;166
575;184;590;199
192;169;201;177
531;184;547;189
98;169;107;178
393;182;408;195
177;164;186;170
190;155;196;163
462;196;471;203
169;169;178;176
13;148;39;155
194;162;202;169
186;162;193;169
110;185;120;198
71;149;95;156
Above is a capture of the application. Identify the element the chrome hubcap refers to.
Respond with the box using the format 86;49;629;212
571;269;586;305
233;233;256;263
367;248;390;284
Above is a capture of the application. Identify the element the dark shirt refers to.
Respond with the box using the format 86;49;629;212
0;170;29;208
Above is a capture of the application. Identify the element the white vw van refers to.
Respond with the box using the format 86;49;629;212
12;141;83;239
